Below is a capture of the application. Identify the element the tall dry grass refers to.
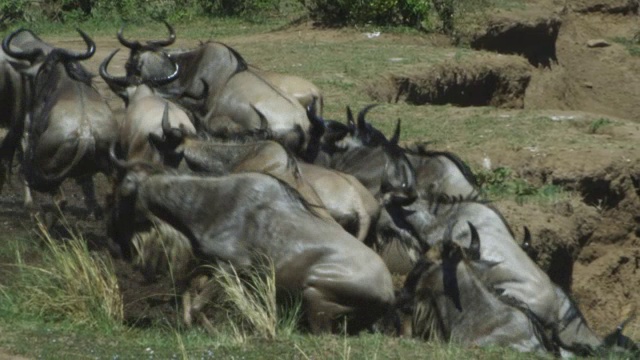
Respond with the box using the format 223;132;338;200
12;215;123;328
211;256;301;340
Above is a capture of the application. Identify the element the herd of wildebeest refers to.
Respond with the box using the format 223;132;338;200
0;22;638;356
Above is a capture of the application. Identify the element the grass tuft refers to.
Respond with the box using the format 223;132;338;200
588;118;614;134
11;215;123;328
211;255;301;340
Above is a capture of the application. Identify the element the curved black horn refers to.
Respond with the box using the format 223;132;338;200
357;104;379;131
117;23;142;50
346;106;356;135
467;222;480;260
58;29;95;61
161;103;172;134
2;28;42;61
160;102;185;141
251;104;269;132
99;49;130;88
146;21;176;47
143;54;179;87
390;119;401;145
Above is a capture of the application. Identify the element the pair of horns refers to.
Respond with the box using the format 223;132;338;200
346;104;402;145
100;48;179;88
3;28;94;62
117;21;175;50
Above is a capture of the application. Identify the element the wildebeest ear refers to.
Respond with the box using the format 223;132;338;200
466;221;481;261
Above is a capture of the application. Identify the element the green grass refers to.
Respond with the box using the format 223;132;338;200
1;5;639;358
612;36;640;57
476;166;570;204
588;118;614;134
0;227;551;359
2;216;122;329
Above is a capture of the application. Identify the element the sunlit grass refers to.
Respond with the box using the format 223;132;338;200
6;215;122;329
208;256;302;340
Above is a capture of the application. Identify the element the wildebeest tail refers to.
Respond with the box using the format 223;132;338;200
38;136;95;183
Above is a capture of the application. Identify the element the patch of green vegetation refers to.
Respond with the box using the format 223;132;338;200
476;166;569;204
588;117;614;134
612;36;640;57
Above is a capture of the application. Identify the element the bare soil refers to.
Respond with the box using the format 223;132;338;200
1;0;640;343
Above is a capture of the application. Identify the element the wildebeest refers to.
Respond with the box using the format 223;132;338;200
148;113;379;242
396;222;554;353
393;197;560;326
310;105;417;207
107;155;395;333
1;29;117;217
117;22;324;117
114;24;312;154
402;142;481;201
0;28;55;198
99;49;196;165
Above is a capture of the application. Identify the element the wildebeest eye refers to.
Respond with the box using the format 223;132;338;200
402;182;408;188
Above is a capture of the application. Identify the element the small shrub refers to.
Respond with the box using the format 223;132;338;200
588;118;613;134
476;166;567;203
300;0;432;27
0;0;31;24
612;36;640;57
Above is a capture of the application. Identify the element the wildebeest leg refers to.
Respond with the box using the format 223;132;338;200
183;274;217;332
303;286;351;334
23;180;34;209
76;175;103;219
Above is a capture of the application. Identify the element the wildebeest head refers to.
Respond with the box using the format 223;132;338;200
99;48;180;106
400;222;481;310
117;21;176;81
32;29;95;82
146;103;190;167
319;104;417;206
352;105;417;205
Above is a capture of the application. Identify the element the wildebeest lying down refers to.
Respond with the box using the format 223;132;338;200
390;196;623;355
396;222;555;353
116;21;325;117
99;48;197;165
148;111;380;242
113;24;312;155
107;160;395;333
310;105;417;207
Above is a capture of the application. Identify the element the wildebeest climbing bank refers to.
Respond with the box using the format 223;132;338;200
1;3;640;357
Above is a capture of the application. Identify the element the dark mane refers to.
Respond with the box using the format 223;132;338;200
64;60;94;86
263;172;327;220
429;196;516;239
404;143;478;187
218;42;248;73
496;293;559;354
187;133;303;181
